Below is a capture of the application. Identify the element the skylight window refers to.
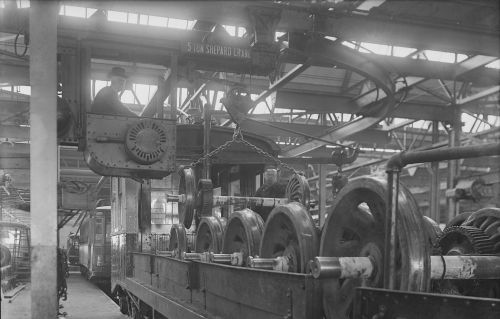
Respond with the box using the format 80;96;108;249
486;60;500;69
223;25;236;37
392;46;417;57
359;43;391;55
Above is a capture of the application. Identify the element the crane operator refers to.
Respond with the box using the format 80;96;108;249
91;67;138;116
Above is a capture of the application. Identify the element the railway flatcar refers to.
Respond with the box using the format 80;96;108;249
107;121;500;319
66;233;79;265
79;206;111;284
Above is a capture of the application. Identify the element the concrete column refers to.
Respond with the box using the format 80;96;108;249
30;1;59;317
318;164;327;227
429;121;440;222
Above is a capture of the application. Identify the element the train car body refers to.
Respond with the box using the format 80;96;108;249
79;206;112;283
66;233;79;265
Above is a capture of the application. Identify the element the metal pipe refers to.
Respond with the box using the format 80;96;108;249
156;250;176;258
386;142;500;170
94;176;109;195
312;257;376;279
383;168;400;290
213;195;289;207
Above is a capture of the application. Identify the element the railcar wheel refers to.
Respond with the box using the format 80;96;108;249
169;224;188;259
285;174;310;210
463;207;500;252
178;167;196;229
195;216;225;253
319;175;429;319
260;202;319;273
196;179;213;218
222;209;264;262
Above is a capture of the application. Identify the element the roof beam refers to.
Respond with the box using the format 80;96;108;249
239;120;391;144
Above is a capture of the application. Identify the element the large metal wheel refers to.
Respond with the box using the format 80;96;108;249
285;173;310;210
196;179;213;218
260;202;319;273
463;207;500;253
319;175;430;319
168;224;188;259
195;216;225;253
222;209;264;262
178;167;196;229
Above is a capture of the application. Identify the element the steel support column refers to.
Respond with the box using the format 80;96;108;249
429;121;440;222
29;2;59;317
446;123;462;223
318;164;327;227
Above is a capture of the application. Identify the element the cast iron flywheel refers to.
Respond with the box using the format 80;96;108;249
169;224;188;259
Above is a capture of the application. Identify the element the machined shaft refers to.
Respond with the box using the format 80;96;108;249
246;256;291;272
212;196;289;207
312;255;500;280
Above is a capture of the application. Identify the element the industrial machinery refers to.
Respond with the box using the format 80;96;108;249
107;131;500;319
79;206;112;285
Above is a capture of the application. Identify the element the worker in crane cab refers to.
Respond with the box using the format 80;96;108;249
251;166;287;221
91;67;138;116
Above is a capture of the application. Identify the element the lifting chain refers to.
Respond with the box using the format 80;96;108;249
189;125;298;175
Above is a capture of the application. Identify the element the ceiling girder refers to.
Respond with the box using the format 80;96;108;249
239;120;391;144
67;1;499;56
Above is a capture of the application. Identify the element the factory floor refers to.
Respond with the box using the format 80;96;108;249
1;272;128;319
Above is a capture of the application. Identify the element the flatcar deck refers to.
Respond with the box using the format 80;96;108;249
1;271;126;319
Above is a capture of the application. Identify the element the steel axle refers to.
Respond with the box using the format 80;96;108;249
182;252;245;266
246;256;291;272
312;255;500;280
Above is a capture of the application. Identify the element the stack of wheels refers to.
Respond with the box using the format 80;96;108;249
222;208;264;262
259;202;320;273
318;175;432;319
195;216;227;253
169;224;188;258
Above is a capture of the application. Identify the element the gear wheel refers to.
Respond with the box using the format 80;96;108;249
196;179;213;219
432;226;498;298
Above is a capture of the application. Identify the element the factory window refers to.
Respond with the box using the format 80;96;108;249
128;13;138;24
62;5;86;18
148;15;169;27
139;15;149;25
168;18;188;29
108;10;128;23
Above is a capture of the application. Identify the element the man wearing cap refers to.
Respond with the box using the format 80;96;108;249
91;67;138;116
